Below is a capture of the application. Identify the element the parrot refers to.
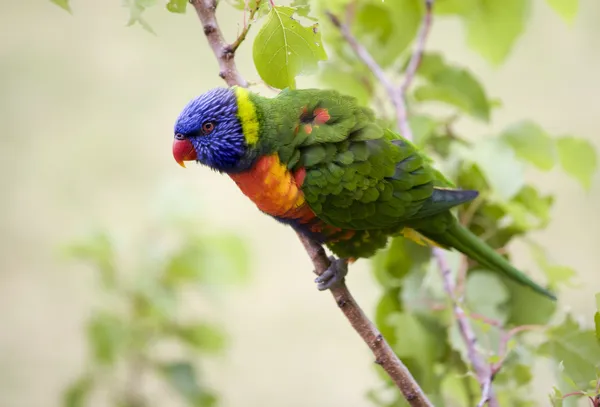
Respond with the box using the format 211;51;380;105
171;86;556;300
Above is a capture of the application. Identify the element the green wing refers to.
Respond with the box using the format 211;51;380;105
276;89;474;230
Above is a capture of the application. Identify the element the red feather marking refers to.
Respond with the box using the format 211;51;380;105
304;124;313;134
314;108;331;125
293;167;306;186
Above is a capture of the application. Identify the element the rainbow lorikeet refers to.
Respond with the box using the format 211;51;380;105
172;87;556;300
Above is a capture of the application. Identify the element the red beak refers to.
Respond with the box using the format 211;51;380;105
172;138;197;168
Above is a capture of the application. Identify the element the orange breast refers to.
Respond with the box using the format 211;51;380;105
228;155;354;242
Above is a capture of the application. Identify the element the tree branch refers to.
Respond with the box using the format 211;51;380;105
297;235;431;407
188;1;432;406
328;2;499;406
190;0;247;87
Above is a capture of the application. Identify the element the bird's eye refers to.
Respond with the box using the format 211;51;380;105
174;133;185;140
201;121;215;135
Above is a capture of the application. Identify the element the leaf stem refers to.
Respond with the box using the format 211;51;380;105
229;0;262;53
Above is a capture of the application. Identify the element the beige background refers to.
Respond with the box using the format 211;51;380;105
1;0;599;406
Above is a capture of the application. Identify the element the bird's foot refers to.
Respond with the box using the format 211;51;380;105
314;256;348;291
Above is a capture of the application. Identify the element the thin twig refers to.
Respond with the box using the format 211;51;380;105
432;247;496;407
328;1;499;406
477;377;492;407
491;325;544;376
326;11;405;134
399;0;434;96
229;0;261;53
189;1;432;406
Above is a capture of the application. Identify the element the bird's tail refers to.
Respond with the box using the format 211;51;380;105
420;220;556;301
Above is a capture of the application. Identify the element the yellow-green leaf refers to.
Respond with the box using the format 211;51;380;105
166;0;187;13
318;62;372;106
595;312;600;343
63;375;94;407
87;313;127;366
414;53;491;121
252;6;327;89
435;0;478;15
175;323;227;353
505;278;556;326
459;138;525;200
463;0;530;65
353;0;421;67
466;271;510;324
50;0;71;12
538;314;600;388
556;136;598;190
545;0;579;24
159;361;216;406
528;241;576;289
125;0;158;34
502;121;556;170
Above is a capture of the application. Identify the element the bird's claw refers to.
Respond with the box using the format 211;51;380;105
314;256;348;291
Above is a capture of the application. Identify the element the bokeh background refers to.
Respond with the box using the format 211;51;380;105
1;0;599;406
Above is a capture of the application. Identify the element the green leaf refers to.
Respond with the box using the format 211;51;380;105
595;312;600;343
388;312;445;393
545;0;579;24
538;314;600;388
513;363;534;386
372;237;430;288
353;0;422;67
252;6;327;89
502;121;556;171
175;323;227;353
509;185;554;230
549;387;564;407
166;0;187;13
505;278;557;326
51;0;71;12
87;312;127;366
318;62;372;106
466;271;510;324
63;232;116;290
159;361;216;406
463;0;530;65
457;138;525;200
409;115;438;147
414;54;491;121
227;0;270;16
200;234;250;284
434;0;478;15
594;292;600;342
133;276;178;323
125;0;157;34
62;375;94;407
528;241;576;289
163;233;249;286
556;136;597;190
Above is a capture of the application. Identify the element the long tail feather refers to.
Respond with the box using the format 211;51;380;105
421;221;556;300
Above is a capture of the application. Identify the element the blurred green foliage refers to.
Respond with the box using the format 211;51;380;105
50;0;600;405
61;217;249;407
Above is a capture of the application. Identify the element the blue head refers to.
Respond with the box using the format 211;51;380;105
173;88;248;173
